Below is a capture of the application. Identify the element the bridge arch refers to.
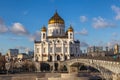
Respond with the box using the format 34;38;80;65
61;59;113;80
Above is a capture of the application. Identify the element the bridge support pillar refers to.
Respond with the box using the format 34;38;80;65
112;74;120;80
67;66;71;73
70;67;78;73
57;62;61;72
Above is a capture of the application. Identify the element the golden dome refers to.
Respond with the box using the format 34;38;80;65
41;26;47;32
48;12;64;24
68;25;74;32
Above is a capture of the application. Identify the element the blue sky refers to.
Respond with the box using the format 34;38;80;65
0;0;120;54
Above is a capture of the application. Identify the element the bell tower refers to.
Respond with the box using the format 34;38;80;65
41;26;47;41
68;25;74;41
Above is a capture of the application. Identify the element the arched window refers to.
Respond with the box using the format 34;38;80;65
70;33;72;39
57;40;60;43
76;48;77;53
56;29;58;34
64;55;67;60
43;33;45;39
57;55;60;61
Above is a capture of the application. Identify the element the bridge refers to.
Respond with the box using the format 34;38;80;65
60;58;120;80
41;57;120;80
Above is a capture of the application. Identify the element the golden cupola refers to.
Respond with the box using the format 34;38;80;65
48;12;64;24
41;26;47;32
68;25;74;32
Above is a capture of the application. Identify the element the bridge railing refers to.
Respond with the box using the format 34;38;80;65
70;55;120;62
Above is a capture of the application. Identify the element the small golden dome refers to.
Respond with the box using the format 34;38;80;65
48;12;64;24
41;26;47;32
68;25;74;32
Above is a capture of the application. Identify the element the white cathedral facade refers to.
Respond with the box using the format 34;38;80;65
34;12;80;62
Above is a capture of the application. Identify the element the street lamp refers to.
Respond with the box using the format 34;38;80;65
5;62;10;75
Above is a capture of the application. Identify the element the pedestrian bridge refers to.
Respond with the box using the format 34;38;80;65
40;57;120;80
60;58;120;80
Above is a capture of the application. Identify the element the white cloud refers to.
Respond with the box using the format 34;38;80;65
92;17;116;29
29;30;41;41
81;41;89;47
10;23;29;36
0;18;8;33
111;5;120;20
107;39;120;48
75;28;88;36
80;16;87;22
15;46;31;53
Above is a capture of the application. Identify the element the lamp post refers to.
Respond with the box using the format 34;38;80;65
5;62;10;75
35;61;40;72
52;53;55;73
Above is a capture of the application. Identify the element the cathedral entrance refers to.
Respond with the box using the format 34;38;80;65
54;63;58;71
49;55;52;61
65;55;67;60
41;63;50;71
57;55;60;61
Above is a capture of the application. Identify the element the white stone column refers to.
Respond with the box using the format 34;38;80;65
52;41;55;72
40;43;43;61
61;41;64;61
46;43;49;61
52;41;55;61
68;41;70;59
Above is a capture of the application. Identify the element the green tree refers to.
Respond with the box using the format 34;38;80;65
0;56;6;71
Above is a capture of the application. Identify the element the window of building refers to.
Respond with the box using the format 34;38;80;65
70;33;72;39
76;48;77;53
56;47;61;52
37;48;39;53
57;55;60;61
57;40;60;43
56;29;58;34
43;33;45;39
43;48;46;53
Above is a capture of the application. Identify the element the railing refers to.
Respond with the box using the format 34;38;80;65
69;55;120;62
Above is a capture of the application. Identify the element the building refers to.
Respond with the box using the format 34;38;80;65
114;44;120;54
26;50;34;58
87;46;115;57
17;53;29;60
87;46;104;57
87;46;103;53
6;49;19;59
34;12;80;62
